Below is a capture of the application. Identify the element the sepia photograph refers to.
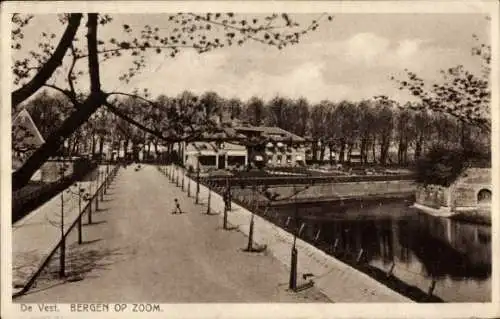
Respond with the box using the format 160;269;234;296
1;1;498;318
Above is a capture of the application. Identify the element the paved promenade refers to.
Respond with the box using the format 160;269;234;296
12;165;113;294
187;168;412;303
16;165;329;303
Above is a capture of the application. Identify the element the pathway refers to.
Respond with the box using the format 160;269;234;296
12;165;114;293
15;164;329;303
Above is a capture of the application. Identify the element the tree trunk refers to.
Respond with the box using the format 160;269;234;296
124;139;130;159
71;137;79;156
379;140;384;165
312;142;318;161
329;144;333;165
177;141;182;163
11;13;103;190
360;137;367;164
133;141;137;161
347;144;353;164
372;138;376;163
181;141;185;164
379;137;389;165
339;140;346;163
91;135;97;159
319;146;326;163
168;143;173;163
398;136;404;165
146;142;151;159
414;133;423;160
98;135;105;160
117;139;122;159
12;93;106;190
403;141;408;165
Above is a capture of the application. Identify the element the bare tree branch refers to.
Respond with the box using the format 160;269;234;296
12;13;83;107
76;44;199;59
103;100;173;142
67;43;78;96
106;91;158;108
43;83;80;107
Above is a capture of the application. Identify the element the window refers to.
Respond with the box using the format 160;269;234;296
228;155;245;166
277;155;282;163
286;155;292;163
198;155;216;166
477;189;492;204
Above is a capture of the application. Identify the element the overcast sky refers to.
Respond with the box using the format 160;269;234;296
15;13;491;104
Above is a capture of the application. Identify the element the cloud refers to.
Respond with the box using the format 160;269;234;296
91;30;482;106
344;32;391;64
236;61;355;102
396;39;421;58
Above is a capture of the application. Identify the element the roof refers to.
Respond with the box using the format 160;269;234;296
186;141;247;153
194;127;247;141
234;125;305;142
12;109;45;156
182;124;305;144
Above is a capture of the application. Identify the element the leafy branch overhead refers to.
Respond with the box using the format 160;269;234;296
100;13;329;83
12;13;332;94
11;13;332;190
392;35;491;132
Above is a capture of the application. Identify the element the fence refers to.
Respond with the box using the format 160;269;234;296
205;174;415;188
152;163;449;302
175;162;443;302
12;163;120;298
243;199;444;301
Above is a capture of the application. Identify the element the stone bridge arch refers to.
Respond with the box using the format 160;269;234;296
477;187;492;205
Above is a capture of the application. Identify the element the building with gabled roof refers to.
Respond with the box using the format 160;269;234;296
232;125;307;167
180;122;307;169
12;109;45;152
12;109;45;175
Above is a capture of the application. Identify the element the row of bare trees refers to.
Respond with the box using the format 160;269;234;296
11;12;331;190
17;85;490;169
243;95;489;165
10;12;490;189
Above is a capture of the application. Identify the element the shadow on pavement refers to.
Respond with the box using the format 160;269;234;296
95;208;110;213
83;220;107;227
22;245;131;297
80;238;103;245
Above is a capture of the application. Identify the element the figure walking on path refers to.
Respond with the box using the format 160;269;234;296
173;198;183;214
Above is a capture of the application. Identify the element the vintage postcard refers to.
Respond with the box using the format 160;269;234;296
1;1;499;318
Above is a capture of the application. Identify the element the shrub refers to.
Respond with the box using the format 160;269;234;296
416;143;490;186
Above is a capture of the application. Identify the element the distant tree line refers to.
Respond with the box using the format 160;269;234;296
244;95;489;166
16;87;490;167
11;12;329;190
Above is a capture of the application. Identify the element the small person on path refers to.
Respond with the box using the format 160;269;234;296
173;198;183;214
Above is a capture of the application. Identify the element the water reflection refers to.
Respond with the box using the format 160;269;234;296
269;200;491;302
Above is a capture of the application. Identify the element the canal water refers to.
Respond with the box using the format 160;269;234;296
258;199;491;302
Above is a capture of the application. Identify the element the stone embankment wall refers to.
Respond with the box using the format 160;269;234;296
415;185;450;209
415;168;491;210
230;180;416;204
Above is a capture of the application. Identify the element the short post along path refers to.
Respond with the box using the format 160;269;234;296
16;165;329;303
